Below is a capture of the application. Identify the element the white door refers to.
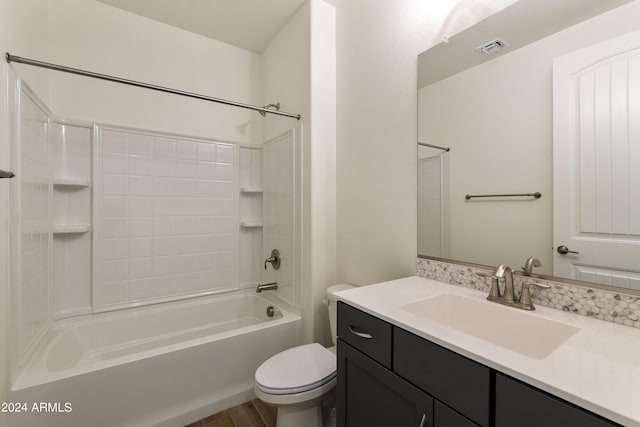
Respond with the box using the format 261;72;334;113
553;30;640;291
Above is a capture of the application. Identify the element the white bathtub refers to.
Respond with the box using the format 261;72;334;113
8;290;302;427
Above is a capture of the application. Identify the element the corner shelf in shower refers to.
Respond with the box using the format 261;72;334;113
53;177;91;188
53;224;91;235
240;221;263;228
240;187;263;194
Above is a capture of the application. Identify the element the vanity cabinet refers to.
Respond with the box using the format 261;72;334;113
337;302;620;427
337;302;480;427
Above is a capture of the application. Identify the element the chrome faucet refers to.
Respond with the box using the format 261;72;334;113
477;264;551;310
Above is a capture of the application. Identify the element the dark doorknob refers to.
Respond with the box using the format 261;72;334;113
557;245;579;255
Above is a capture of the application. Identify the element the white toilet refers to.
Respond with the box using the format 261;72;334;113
254;284;354;427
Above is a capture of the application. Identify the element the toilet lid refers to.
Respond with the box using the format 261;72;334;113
255;343;336;394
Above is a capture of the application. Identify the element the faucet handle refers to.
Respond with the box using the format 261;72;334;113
519;282;551;310
264;249;281;270
477;272;501;299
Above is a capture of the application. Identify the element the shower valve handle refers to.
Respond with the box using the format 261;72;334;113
264;249;281;270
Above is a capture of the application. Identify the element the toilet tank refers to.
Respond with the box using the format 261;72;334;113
326;284;355;346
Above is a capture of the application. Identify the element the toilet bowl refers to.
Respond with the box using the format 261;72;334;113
254;284;354;427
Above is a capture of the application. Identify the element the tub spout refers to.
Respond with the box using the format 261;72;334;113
256;282;278;293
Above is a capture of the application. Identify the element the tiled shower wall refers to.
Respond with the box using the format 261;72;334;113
94;126;239;310
239;147;264;287
263;129;300;307
12;87;51;364
417;156;444;257
10;74;300;377
51;121;92;319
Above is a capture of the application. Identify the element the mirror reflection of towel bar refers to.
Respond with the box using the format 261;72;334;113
418;142;450;152
465;192;541;200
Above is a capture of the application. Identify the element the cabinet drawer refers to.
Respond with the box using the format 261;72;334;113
394;328;491;426
495;374;619;427
337;302;392;368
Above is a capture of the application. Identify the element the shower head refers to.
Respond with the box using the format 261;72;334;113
259;102;281;117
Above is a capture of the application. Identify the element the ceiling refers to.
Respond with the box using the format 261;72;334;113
97;0;308;53
418;0;632;87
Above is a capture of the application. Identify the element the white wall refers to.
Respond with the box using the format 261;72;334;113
419;0;640;274
47;0;263;146
262;4;310;144
309;0;337;344
1;1;50;100
335;0;517;286
0;2;50;425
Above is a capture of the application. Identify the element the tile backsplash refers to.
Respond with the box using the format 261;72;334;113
417;257;640;329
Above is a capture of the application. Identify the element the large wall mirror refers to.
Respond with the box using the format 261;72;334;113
418;0;640;292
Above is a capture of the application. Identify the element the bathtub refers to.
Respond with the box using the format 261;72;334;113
8;290;302;427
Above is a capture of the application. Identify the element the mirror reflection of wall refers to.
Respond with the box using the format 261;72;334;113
417;0;640;288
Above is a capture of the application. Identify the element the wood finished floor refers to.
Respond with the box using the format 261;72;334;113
185;399;276;427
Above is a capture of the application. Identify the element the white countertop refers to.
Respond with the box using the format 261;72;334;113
335;276;640;427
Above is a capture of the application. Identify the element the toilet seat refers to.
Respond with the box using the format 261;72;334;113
256;372;336;395
255;343;336;395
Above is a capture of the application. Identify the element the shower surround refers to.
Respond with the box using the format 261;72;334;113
7;73;303;426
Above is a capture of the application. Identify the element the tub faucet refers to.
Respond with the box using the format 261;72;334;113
256;282;278;293
264;249;281;270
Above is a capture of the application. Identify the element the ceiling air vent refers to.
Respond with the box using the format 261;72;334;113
476;38;509;56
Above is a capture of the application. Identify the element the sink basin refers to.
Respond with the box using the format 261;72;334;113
399;293;579;359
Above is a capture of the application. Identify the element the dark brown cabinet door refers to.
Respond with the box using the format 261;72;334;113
394;328;491;426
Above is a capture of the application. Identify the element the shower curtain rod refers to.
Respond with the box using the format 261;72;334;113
418;142;450;152
6;53;301;120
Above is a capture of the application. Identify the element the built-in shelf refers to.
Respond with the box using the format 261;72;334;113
240;221;263;228
53;177;91;188
53;224;91;234
240;187;263;194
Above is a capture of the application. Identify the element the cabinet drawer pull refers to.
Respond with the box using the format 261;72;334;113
419;413;427;427
348;325;373;339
